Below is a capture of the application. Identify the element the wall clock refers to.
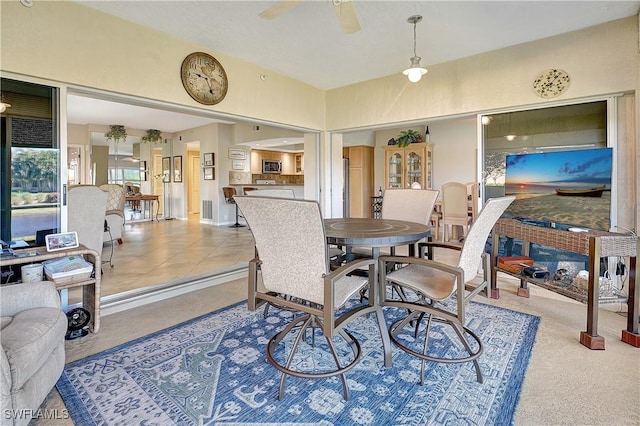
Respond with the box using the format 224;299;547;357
180;52;228;105
532;69;570;98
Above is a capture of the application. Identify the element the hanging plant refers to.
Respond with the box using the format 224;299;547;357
395;129;423;148
142;129;162;144
104;125;128;143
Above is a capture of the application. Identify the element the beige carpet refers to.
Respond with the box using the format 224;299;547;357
34;273;639;426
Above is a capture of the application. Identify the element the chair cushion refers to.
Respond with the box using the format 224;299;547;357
386;264;456;301
1;307;67;391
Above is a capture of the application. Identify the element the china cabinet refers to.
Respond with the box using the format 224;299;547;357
383;142;433;190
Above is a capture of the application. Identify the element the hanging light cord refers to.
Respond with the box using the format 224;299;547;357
412;21;418;57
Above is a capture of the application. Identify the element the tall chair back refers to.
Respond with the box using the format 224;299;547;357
68;185;108;256
234;195;382;400
379;195;515;385
381;188;439;225
235;196;328;304
379;189;438;255
441;181;471;241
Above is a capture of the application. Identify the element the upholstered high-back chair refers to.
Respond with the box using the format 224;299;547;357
441;181;472;241
99;184;126;244
378;196;515;385
234;195;382;400
68;185;108;258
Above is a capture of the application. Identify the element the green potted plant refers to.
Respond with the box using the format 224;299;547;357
104;125;128;143
395;129;423;148
141;129;162;143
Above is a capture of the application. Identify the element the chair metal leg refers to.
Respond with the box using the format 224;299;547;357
389;311;484;385
266;314;361;401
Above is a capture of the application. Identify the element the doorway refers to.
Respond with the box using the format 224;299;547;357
187;150;200;218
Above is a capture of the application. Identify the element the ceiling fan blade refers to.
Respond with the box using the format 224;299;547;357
335;0;360;34
259;0;304;20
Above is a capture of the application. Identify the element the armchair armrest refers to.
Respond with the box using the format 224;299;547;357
419;240;463;259
0;282;61;317
325;257;375;281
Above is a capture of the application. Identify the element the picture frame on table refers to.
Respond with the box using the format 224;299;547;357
203;167;215;181
228;148;246;160
203;152;215;166
45;231;79;252
232;160;244;170
162;157;171;183
173;156;183;183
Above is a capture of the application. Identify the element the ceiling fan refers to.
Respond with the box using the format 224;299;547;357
259;0;361;34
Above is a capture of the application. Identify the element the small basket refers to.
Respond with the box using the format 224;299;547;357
43;256;93;284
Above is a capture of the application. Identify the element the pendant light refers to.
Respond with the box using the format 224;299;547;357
402;15;428;83
505;113;517;141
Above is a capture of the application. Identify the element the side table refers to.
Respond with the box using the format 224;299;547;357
0;244;101;333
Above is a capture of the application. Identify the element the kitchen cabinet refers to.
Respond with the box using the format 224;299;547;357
250;149;283;174
295;153;304;174
281;153;295;175
383;142;433;190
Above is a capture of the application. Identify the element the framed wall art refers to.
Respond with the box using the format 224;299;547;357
204;167;215;181
173;156;183;183
232;160;244;170
162;157;171;183
203;152;214;166
228;148;246;160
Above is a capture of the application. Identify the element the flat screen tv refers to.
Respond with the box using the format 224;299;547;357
503;147;612;231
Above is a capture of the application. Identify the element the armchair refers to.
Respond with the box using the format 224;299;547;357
99;184;126;244
234;195;384;400
1;281;67;426
378;196;515;385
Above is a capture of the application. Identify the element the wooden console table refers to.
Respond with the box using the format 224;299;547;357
126;194;160;222
490;218;638;350
0;244;101;333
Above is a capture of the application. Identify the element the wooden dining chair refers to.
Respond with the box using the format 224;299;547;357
233;195;385;401
465;181;479;223
441;182;472;242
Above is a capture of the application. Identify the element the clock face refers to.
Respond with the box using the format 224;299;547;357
533;69;570;99
180;52;228;105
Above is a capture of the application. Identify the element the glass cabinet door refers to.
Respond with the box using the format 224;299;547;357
386;151;403;189
405;151;423;188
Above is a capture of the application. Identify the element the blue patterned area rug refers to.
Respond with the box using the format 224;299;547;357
57;298;539;425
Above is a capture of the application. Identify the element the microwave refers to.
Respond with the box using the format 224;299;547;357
262;159;282;174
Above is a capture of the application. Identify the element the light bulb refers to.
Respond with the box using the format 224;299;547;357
0;103;6;113
407;68;423;83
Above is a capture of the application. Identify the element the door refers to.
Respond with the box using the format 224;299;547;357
188;151;200;215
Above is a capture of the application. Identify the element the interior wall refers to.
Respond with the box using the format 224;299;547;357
325;17;638;130
0;1;326;131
